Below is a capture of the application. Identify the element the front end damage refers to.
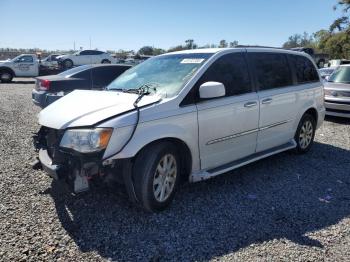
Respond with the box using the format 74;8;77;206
33;126;136;200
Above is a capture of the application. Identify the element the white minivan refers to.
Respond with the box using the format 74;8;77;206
34;48;325;212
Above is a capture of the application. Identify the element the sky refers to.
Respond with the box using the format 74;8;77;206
0;0;344;52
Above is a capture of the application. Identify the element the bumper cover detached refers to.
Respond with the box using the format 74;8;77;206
38;148;89;193
33;126;138;202
38;149;62;180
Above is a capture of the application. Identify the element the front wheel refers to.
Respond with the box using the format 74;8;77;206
133;142;180;212
294;113;316;154
0;71;13;83
101;59;111;64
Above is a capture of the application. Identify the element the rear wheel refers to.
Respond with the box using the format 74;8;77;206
294;113;316;154
0;70;13;83
133;142;180;212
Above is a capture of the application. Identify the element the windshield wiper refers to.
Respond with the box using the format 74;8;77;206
133;83;158;107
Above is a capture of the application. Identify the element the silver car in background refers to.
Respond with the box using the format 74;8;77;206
324;65;350;118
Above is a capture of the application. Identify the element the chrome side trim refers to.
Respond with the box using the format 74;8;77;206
207;119;293;145
259;119;293;131
206;128;258;145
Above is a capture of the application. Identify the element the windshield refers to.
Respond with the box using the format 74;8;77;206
58;65;92;76
328;66;350;83
107;53;212;97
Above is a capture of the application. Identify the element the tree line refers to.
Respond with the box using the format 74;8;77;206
282;0;350;59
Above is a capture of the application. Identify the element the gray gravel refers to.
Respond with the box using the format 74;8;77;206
0;78;350;261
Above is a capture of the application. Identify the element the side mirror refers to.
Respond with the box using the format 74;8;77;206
199;81;225;99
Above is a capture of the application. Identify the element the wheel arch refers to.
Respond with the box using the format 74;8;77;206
303;107;318;123
0;66;15;77
133;137;193;184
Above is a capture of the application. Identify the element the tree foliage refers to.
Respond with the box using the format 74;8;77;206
282;1;350;59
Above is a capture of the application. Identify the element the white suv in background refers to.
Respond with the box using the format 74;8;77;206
34;48;325;212
57;50;113;69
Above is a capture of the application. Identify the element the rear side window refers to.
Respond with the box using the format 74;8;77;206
289;55;319;84
92;66;130;88
196;52;252;97
249;53;292;90
73;69;92;81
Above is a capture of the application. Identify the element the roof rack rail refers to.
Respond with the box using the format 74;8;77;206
235;45;285;49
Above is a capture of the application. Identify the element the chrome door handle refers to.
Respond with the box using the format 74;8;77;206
244;101;257;108
261;98;273;104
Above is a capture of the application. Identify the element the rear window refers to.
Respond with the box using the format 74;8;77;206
249;53;293;90
58;65;92;77
289;55;319;84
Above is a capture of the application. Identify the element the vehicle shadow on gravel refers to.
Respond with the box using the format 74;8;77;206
1;80;35;84
49;142;350;261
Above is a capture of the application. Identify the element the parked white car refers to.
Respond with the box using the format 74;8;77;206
0;54;39;82
57;50;114;69
40;54;60;69
34;48;325;212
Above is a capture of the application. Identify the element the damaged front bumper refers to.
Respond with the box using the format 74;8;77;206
37;148;90;193
33;127;138;202
33;126;106;193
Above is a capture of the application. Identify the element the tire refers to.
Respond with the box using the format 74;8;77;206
0;70;13;83
133;142;181;212
294;113;316;154
63;59;73;69
101;59;111;64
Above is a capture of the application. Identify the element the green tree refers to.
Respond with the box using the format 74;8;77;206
185;39;194;49
331;0;350;32
229;41;239;47
282;32;315;48
219;40;228;48
137;46;154;55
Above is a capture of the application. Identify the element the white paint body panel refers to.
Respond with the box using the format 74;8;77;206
0;54;39;77
196;92;259;169
57;52;113;66
38;90;161;129
38;48;325;180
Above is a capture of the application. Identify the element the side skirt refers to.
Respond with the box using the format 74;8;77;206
189;140;297;183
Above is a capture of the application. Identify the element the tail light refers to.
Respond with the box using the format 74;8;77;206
38;79;50;91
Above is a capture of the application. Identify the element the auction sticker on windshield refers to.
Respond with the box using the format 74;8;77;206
180;58;205;64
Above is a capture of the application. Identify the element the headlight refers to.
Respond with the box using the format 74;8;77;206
60;128;113;153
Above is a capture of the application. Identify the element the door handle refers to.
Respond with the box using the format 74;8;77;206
261;98;273;104
244;101;257;108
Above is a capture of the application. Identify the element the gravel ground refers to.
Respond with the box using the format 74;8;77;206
0;79;350;261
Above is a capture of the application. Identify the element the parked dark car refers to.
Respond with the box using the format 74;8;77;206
32;64;132;108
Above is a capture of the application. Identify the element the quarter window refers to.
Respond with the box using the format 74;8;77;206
196;53;252;97
289;55;319;84
249;53;292;90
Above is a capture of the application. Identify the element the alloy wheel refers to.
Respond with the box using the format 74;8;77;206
153;154;177;202
299;120;313;149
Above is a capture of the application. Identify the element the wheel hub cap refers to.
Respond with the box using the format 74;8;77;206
299;120;313;149
153;154;177;202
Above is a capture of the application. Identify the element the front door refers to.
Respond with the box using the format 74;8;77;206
13;55;38;76
196;52;259;170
